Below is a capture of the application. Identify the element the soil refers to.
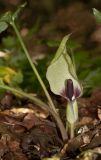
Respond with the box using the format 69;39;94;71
0;89;101;160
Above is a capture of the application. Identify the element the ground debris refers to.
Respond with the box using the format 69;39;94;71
0;105;62;159
65;121;101;159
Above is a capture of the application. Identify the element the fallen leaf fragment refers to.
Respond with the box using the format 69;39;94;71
42;154;60;160
0;141;8;158
97;107;101;120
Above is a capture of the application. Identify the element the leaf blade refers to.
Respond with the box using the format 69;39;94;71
0;21;8;33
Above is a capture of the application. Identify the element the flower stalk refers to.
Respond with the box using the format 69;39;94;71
66;79;79;139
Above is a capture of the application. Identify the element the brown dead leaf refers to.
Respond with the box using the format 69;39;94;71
79;116;94;125
97;107;101;120
10;124;26;134
0;91;14;109
0;141;8;158
12;152;28;160
22;113;40;130
90;89;101;106
3;105;49;119
4;140;28;160
8;140;20;152
0;113;23;127
0;112;26;135
22;112;55;130
27;103;49;118
22;126;61;159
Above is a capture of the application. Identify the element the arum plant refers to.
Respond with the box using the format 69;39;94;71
46;35;83;138
0;3;68;141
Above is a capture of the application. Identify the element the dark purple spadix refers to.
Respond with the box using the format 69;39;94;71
65;79;74;101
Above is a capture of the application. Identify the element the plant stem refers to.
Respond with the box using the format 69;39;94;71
10;22;57;114
70;101;76;120
70;123;75;139
49;108;68;141
0;84;68;141
70;102;76;139
66;100;78;139
9;21;68;141
0;85;48;110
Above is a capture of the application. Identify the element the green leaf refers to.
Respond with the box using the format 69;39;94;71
12;2;27;21
46;35;83;99
0;21;8;33
93;8;101;23
0;3;27;25
0;11;12;24
2;36;19;49
0;66;23;87
11;71;23;85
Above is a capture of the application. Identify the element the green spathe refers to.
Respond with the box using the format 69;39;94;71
46;35;83;100
67;100;78;124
